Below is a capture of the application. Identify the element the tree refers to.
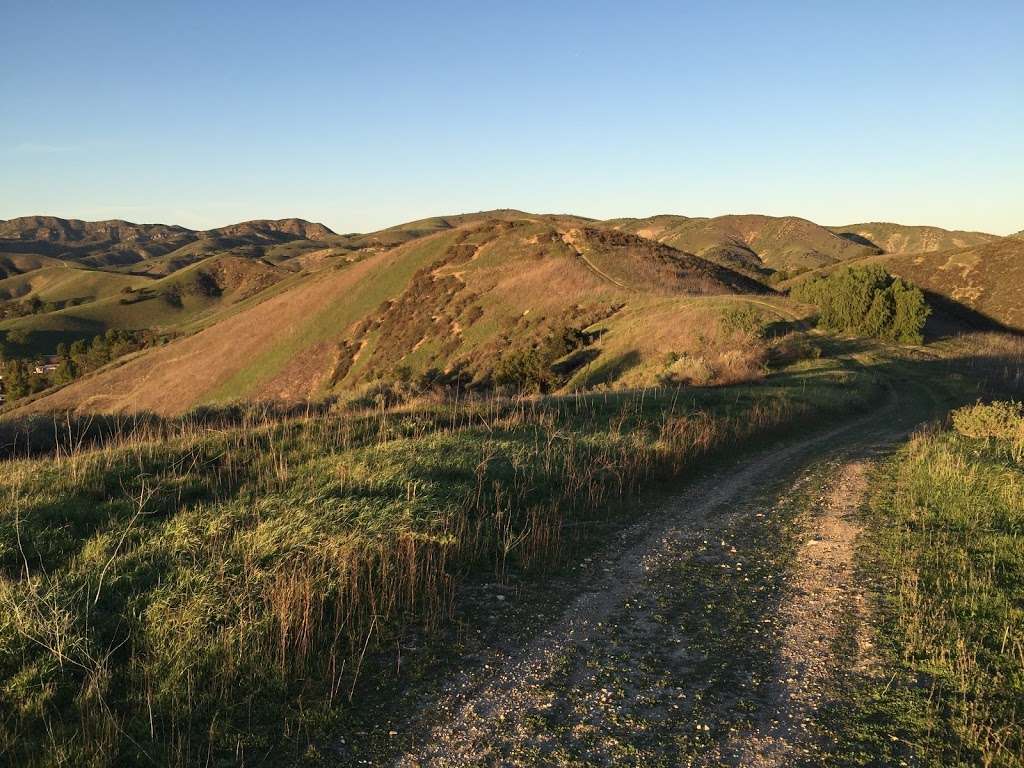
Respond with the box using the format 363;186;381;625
790;266;930;344
54;342;77;385
862;285;896;338
889;279;930;344
3;359;32;401
6;328;29;346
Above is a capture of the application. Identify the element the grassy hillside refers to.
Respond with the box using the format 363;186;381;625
603;214;881;275
0;253;66;280
834;406;1024;767
2;210;1015;417
828;222;996;254
0;265;145;303
0;256;290;352
0;350;886;767
7;215;790;415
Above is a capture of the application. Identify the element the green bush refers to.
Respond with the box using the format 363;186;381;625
719;305;764;338
951;401;1024;461
791;265;930;344
493;347;553;393
951;401;1023;440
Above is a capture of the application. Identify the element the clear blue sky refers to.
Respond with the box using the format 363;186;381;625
2;0;1022;234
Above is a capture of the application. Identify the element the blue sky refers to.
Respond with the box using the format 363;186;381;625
2;0;1022;234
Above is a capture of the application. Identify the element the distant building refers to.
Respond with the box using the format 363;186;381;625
34;355;60;375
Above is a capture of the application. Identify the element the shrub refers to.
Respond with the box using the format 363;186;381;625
791;266;930;344
493;347;553;393
492;324;590;394
951;401;1024;462
951;401;1023;440
162;286;183;308
951;400;1024;459
719;305;764;338
659;353;716;386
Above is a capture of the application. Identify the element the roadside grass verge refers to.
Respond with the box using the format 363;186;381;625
0;358;883;767
834;425;1024;767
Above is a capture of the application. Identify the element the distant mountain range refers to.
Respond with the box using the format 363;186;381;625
0;210;1019;416
0;216;339;274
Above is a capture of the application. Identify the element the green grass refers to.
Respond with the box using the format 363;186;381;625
0;256;284;353
826;428;1024;767
205;233;453;403
0;266;146;304
0;360;884;767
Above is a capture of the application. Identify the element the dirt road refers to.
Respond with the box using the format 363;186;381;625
374;391;929;766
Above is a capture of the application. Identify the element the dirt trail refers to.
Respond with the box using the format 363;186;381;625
561;230;630;289
713;460;880;766
390;398;916;767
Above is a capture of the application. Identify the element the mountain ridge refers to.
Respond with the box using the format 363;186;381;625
1;210;1018;417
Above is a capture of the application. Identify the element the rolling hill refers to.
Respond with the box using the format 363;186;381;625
0;215;340;271
827;222;996;254
602;215;999;278
0;255;292;351
601;214;882;275
2;209;1016;417
6;214;789;415
875;237;1024;331
0;264;145;304
782;235;1024;333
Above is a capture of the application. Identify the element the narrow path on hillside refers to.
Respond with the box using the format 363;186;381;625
561;231;630;289
385;391;926;767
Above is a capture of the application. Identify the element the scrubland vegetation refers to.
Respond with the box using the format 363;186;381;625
0;354;883;766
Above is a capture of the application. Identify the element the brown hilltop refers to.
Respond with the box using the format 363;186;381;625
877;237;1024;332
205;218;336;241
0;216;193;244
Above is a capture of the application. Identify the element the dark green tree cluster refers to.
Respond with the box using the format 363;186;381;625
0;358;45;400
62;329;163;380
0;329;169;404
790;265;930;344
0;295;80;320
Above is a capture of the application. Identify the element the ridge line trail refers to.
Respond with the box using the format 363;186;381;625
391;388;928;767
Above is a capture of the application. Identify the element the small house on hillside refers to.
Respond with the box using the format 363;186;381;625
34;355;60;375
